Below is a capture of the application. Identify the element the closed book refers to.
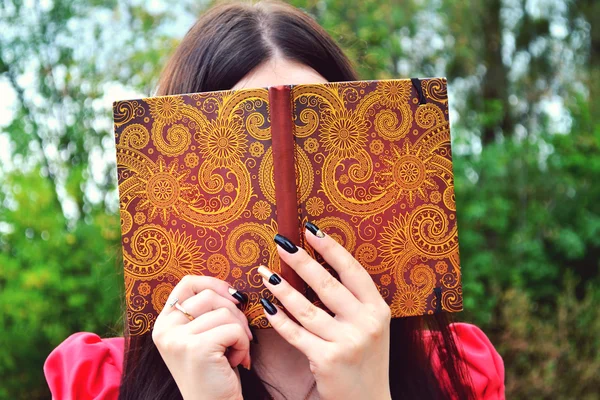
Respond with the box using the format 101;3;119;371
113;78;461;336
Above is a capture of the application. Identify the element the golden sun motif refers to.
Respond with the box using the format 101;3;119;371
377;80;412;108
391;285;427;317
199;118;247;166
378;214;409;268
377;141;437;205
168;229;206;277
135;157;192;224
146;96;185;125
320;110;368;157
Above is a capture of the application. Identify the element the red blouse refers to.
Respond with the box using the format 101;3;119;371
44;322;504;399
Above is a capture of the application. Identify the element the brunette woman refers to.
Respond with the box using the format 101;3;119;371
44;2;505;399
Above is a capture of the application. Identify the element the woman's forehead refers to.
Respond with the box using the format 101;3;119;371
231;57;328;90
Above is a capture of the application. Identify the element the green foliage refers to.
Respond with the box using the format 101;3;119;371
0;0;598;398
496;273;600;399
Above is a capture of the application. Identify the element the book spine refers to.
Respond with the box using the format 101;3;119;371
268;85;304;292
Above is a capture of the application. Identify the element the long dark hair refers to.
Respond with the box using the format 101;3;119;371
119;2;475;399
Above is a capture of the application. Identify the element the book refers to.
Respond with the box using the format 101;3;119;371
113;78;462;336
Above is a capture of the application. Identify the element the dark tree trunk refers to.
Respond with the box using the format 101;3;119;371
481;0;512;144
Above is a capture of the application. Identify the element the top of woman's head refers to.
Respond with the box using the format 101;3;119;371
156;0;358;96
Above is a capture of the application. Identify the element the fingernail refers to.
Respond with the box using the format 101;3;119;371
242;354;252;370
305;221;325;238
258;265;282;285
228;287;248;303
260;297;278;315
274;234;298;254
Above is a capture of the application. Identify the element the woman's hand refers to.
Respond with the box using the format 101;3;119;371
259;222;392;400
152;276;252;400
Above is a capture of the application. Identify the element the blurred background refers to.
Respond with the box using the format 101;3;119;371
0;0;598;398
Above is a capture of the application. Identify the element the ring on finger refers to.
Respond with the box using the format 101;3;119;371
175;302;195;321
167;296;179;308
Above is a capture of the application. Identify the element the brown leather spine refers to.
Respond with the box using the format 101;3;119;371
268;85;304;292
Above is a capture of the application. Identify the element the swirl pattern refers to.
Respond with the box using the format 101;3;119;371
114;78;461;334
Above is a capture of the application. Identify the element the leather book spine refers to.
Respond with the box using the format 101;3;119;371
268;85;304;293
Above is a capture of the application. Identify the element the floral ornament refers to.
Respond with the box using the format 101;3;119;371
435;261;448;274
305;197;325;216
146;96;185;125
198;118;247;167
252;200;271;220
376;80;412;108
304;138;319;154
134;212;146;225
378;214;409;268
224;182;235;193
249;142;265;158
391;285;426;317
184;152;199;168
134;157;193;224
370;139;384;155
375;141;438;206
138;282;151;296
380;274;392;286
339;174;349;185
151;282;175;314
232;267;243;279
430;191;441;203
320;109;368;157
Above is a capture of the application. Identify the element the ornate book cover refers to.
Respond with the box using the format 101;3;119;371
113;78;461;336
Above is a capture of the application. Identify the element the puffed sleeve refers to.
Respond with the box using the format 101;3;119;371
429;323;505;399
44;332;125;400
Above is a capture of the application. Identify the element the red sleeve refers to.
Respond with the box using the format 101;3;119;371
43;332;125;400
428;323;505;399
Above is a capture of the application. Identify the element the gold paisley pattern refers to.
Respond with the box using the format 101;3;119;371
146;96;185;125
320;109;369;157
114;79;461;334
198;118;247;167
292;79;460;319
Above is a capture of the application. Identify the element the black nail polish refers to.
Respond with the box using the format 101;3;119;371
260;297;278;315
228;287;248;303
274;234;298;253
305;222;326;238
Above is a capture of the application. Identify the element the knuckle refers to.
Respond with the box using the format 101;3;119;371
319;274;339;290
298;302;318;321
277;318;300;344
179;274;193;287
321;347;343;367
296;249;316;271
198;288;217;301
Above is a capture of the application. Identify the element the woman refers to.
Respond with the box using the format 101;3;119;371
44;1;505;399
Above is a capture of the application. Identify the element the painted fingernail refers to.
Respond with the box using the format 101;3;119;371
274;234;298;254
258;265;282;285
305;221;325;238
260;297;278;315
228;287;248;303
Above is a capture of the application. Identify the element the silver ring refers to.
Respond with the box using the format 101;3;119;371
167;296;179;308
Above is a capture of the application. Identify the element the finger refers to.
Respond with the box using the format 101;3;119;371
274;234;360;316
196;323;251;369
184;307;249;336
166;289;252;340
258;265;339;340
160;275;246;319
303;222;382;304
260;297;323;359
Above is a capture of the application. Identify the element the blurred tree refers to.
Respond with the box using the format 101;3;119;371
0;0;176;397
0;0;598;398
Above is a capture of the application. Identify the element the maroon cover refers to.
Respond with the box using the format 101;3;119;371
113;78;461;336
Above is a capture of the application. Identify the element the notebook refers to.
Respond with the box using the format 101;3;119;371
112;78;461;335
